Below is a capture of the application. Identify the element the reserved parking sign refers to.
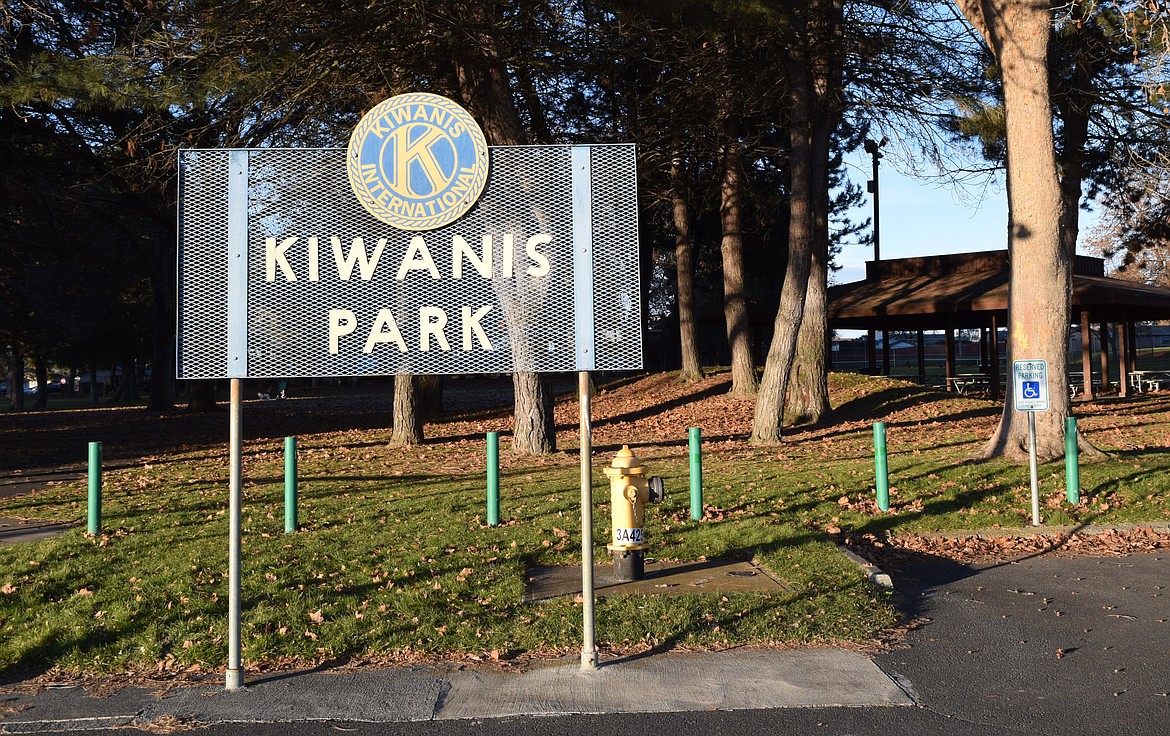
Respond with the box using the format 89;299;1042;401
1013;359;1049;412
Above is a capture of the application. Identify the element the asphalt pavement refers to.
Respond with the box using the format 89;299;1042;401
0;550;1167;734
876;548;1170;735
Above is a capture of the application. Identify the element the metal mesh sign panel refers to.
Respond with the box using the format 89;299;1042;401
177;145;642;378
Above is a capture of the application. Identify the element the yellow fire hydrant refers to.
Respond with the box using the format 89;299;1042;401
604;445;665;581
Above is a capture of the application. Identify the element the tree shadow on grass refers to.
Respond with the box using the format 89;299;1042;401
585;383;732;431
831;383;1000;424
0;624;132;687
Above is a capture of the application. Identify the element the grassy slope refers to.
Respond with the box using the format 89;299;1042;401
1;371;1168;679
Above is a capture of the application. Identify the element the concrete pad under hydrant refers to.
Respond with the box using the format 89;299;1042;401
523;558;792;602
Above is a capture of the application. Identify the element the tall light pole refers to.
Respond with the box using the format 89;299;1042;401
865;136;888;374
864;136;888;261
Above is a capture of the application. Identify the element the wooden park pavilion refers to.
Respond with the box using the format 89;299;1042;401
826;250;1170;401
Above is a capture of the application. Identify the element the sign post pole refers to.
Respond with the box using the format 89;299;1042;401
226;379;244;689
1028;411;1040;526
1013;360;1048;527
579;371;598;669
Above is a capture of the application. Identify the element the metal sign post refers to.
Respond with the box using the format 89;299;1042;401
226;379;243;689
1013;360;1049;527
1027;412;1040;526
579;371;597;669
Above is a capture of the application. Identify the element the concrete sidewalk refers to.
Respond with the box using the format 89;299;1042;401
0;649;914;731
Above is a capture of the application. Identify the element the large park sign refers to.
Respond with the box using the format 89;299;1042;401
177;92;642;379
176;94;638;688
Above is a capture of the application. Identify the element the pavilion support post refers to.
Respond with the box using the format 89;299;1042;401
1080;311;1094;400
944;327;957;391
916;330;926;385
989;314;1001;402
881;328;891;376
979;327;989;374
1118;315;1130;398
1118;313;1127;395
867;329;877;375
1099;323;1111;392
1128;322;1138;373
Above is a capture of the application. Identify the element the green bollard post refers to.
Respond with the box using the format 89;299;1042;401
87;441;102;535
284;437;298;533
1065;416;1080;504
486;432;500;527
874;422;889;512
689;427;703;520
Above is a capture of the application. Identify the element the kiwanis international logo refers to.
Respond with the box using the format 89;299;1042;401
347;93;489;231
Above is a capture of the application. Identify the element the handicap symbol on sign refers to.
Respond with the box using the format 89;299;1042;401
1022;381;1041;399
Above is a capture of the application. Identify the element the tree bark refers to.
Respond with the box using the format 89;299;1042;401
751;13;816;443
719;140;758;396
11;347;25;412
671;156;704;382
184;379;217;412
88;359;100;406
34;356;48;409
147;243;174;411
417;375;443;421
956;0;1073;461
390;374;423;446
5;346;19;409
787;236;830;425
511;370;555;454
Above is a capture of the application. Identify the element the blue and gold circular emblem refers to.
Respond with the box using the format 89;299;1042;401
347;93;489;231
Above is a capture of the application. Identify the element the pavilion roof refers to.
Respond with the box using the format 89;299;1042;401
827;250;1170;330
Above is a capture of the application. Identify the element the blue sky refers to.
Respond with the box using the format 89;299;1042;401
834;149;1009;285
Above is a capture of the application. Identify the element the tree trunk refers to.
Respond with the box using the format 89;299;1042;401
515;66;553;144
184;379;218;412
957;0;1072;461
34;356;48;409
719;140;758;396
1051;37;1107;458
147;233;174;411
751;15;816;443
787;240;829;425
88;359;100;406
131;354;142;400
640;231;655;370
1054;46;1092;264
417;375;443;421
786;7;841;426
113;358;128;397
125;355;139;400
452;42;526;146
671;156;704;382
4;348;15;409
452;16;554;455
390;374;423;446
11;347;25;412
511;370;555;454
1056;115;1088;263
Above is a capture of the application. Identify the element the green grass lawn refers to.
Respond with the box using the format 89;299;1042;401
1;370;1168;680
